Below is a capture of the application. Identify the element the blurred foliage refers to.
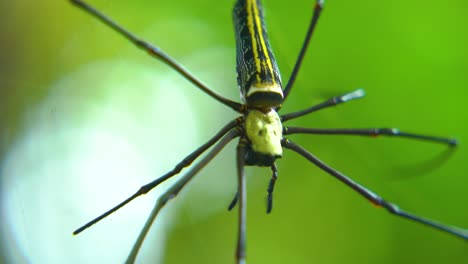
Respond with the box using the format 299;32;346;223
1;0;468;263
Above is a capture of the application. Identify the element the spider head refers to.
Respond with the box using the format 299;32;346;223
244;109;283;166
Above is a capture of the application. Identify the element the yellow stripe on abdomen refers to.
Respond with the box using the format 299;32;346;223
246;0;276;86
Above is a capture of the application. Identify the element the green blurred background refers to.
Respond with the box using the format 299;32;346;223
1;0;467;263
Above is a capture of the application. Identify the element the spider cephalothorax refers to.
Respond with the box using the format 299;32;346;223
243;109;283;166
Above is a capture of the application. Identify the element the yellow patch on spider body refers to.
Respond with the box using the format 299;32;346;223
245;109;283;157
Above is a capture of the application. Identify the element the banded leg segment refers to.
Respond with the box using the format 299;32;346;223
236;141;248;264
282;138;468;241
266;163;278;214
281;89;365;122
284;127;458;146
73;119;240;235
126;129;241;263
283;0;325;100
69;0;242;112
